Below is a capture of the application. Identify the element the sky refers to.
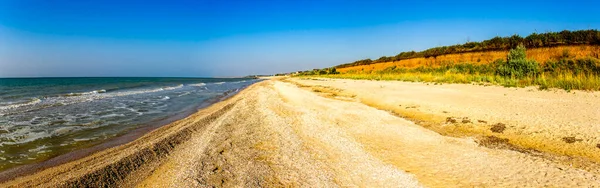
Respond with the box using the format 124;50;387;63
1;0;599;77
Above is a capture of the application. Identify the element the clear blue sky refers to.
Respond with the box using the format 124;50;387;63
1;0;599;77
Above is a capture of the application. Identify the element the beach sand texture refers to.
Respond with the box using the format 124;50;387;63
288;78;600;165
2;79;599;187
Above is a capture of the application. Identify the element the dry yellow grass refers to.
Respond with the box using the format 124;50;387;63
339;45;600;73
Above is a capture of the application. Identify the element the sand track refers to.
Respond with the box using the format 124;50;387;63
2;79;600;187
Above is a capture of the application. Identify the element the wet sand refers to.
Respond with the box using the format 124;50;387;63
2;79;599;187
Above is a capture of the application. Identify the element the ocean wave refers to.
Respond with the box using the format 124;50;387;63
0;127;50;146
177;91;191;97
163;84;183;90
2;84;186;114
53;127;78;135
96;84;182;98
56;84;181;101
28;145;49;153
73;137;97;142
0;98;42;111
189;83;206;87
63;89;107;97
113;87;165;97
214;82;226;85
121;107;143;115
2;84;185;113
100;113;126;118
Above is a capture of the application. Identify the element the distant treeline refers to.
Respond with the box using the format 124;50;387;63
336;30;600;68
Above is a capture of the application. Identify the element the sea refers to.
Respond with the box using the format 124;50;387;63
0;77;258;171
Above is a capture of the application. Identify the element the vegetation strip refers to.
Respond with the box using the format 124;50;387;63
294;30;600;91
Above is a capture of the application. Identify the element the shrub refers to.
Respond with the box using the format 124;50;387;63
328;68;340;74
496;45;541;78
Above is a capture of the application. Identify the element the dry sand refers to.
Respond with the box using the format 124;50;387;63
2;79;599;187
287;78;600;165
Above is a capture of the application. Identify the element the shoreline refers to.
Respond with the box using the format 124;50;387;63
0;83;256;183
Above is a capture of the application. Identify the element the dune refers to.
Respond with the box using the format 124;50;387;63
2;79;599;187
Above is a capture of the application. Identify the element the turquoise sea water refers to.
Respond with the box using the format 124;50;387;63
0;77;257;171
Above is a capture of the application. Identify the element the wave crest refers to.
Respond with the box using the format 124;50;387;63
162;84;184;91
0;98;42;110
189;83;206;87
63;89;107;97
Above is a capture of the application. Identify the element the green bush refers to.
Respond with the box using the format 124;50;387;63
327;67;340;74
496;45;540;78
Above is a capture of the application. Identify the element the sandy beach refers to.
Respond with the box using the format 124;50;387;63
287;78;600;164
2;78;599;187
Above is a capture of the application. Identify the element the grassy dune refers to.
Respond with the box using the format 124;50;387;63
338;45;600;73
312;45;600;91
298;30;600;91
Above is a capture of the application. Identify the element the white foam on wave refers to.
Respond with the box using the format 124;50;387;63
0;98;42;111
73;137;97;142
64;89;107;97
0;127;50;146
100;113;126;118
3;84;186;114
177;91;191;97
189;83;206;87
122;107;143;115
28;145;48;153
60;142;72;146
1;83;188;115
214;82;226;85
163;84;184;90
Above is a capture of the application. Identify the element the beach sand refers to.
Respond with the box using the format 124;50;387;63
2;79;599;187
287;78;600;164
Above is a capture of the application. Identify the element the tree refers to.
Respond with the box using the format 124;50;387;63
328;67;339;74
496;44;540;78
